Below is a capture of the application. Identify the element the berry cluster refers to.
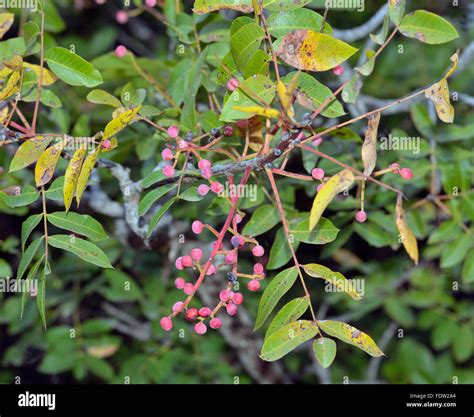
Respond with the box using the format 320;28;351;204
160;216;266;335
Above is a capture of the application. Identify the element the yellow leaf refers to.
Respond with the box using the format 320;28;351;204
103;105;142;140
444;51;459;79
23;62;57;86
0;70;20;100
63;144;87;212
232;105;279;119
277;30;358;72
0;13;14;39
0;105;9;123
395;194;419;265
277;80;294;119
317;320;384;357
309;169;354;231
361;112;380;177
75;147;100;206
86;344;119;358
425;78;454;123
0;66;13;78
4;55;23;71
9;136;54;172
236;116;263;152
35;141;65;187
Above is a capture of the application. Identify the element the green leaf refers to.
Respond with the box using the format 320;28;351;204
9;136;54;172
313;337;337;368
342;73;362;104
453;324;473;363
260;320;318;361
45;177;65;201
267;227;299;270
282;72;345;118
3;185;40;208
17;237;44;281
230;18;265;71
355;49;376;76
440;234;472;268
431;319;457;350
220;75;276;122
242;50;270;79
37;268;47;329
384;297;415;328
462;249;474;283
179;186;204;202
255;266;298;330
388;0;406;26
264;0;312;11
193;0;254;14
87;89;122;107
370;15;389;45
21;214;43;252
45;47;103;87
0;37;26;62
48;235;112;269
289;217;339;244
242;204;281;236
303;263;362;300
267;9;332;38
21;254;44;319
399;10;459;44
139;184;177;216
317;320;384;357
0;259;12;278
265;297;309;339
147;197;176;237
47;212;108;241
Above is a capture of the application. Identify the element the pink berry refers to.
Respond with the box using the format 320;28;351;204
225;252;237;265
253;263;264;275
160;317;173;331
145;0;157;6
399;168;413;180
236;120;249;129
185;308;198;321
167;125;179;138
198;159;211;170
182;255;193;268
192;220;204;234
183;283;194;295
114;45;127;58
333;65;344;76
226;303;238;316
317;183;325;192
247;279;261;292
162;165;175;177
234;213;243;224
161;148;173;161
206;264;216;275
175;277;185;289
172;301;184;313
210;182;223;194
191;248;202;261
175;257;183;270
232;292;243;305
230;235;244;248
101;139;111;149
219;290;230;302
198;184;209;196
210;317;222;329
311;168;325;181
312;137;323;147
296;132;306;141
227;78;239;92
355;210;367;223
223;125;234;137
201;167;212;179
252;245;264;257
199;307;212;318
194;322;207;335
390;163;400;173
116;10;128;24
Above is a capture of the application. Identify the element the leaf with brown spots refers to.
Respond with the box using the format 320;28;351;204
237;116;264;152
63;144;87;212
395;193;419;265
361;112;381;177
35;141;65;187
9;136;54;172
0;13;14;39
75;147;100;206
0;70;21;100
277;30;358;72
317;320;384;357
